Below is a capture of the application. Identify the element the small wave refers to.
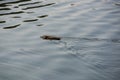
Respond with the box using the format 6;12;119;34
11;16;21;18
26;11;34;14
3;24;21;29
115;2;120;6
0;3;9;7
37;15;48;18
0;0;31;7
22;3;55;10
0;8;11;10
0;11;24;16
36;24;44;26
18;1;42;6
23;19;38;22
62;37;120;43
0;21;6;23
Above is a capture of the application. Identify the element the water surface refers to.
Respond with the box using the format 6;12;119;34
0;0;120;80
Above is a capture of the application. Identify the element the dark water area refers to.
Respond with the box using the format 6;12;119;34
0;0;120;80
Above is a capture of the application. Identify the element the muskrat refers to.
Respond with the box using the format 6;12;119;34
41;35;120;43
41;35;61;40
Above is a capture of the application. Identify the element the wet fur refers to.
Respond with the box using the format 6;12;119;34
41;35;61;40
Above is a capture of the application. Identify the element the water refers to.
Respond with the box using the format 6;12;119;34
0;0;120;80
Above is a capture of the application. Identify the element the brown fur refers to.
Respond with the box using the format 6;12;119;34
41;35;61;40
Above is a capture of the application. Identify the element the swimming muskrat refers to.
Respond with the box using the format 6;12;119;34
41;35;61;40
41;35;120;43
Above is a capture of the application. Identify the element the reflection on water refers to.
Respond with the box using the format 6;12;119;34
22;3;55;10
0;21;6;23
3;24;21;29
12;16;21;18
62;37;120;43
0;0;120;80
23;19;38;22
0;7;11;10
37;15;48;18
0;0;31;7
36;24;43;26
0;11;24;16
115;2;120;6
18;1;42;6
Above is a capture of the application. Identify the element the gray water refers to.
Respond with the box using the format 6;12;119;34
0;0;120;80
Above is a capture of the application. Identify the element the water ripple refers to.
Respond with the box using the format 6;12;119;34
0;0;120;80
3;24;21;29
18;1;42;6
0;8;11;10
23;19;38;22
0;0;31;7
0;11;24;16
22;3;55;10
0;21;6;23
37;15;48;18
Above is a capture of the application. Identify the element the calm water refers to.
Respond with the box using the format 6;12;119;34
0;0;120;80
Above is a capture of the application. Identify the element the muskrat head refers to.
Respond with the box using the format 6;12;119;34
41;35;50;39
41;35;61;40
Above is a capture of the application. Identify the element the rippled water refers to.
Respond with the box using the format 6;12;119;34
0;0;120;80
